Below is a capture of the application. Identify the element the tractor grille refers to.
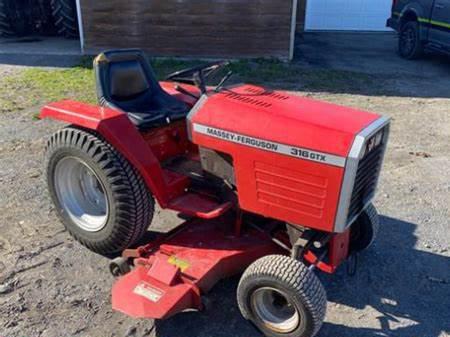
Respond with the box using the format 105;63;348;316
347;130;386;222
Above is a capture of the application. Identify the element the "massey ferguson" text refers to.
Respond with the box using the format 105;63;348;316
206;127;278;151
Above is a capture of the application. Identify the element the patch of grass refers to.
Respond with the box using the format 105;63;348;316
0;57;379;115
0;58;205;115
0;66;95;114
229;58;376;92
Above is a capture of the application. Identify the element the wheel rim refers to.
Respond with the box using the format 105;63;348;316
251;287;300;333
54;157;109;232
400;27;415;55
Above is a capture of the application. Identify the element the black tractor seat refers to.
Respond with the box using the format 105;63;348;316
94;49;190;130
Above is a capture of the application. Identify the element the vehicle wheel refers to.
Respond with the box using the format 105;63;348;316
51;0;79;39
237;255;327;337
350;203;379;253
0;0;31;37
109;257;131;277
398;21;423;59
45;126;154;255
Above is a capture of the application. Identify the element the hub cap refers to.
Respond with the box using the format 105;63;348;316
401;27;415;55
251;287;300;333
54;157;108;232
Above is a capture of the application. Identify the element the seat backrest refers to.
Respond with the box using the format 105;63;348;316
94;49;162;111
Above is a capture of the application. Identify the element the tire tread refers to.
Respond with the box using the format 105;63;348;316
51;0;78;38
45;126;154;255
399;21;423;59
0;0;14;37
237;255;327;337
350;203;379;252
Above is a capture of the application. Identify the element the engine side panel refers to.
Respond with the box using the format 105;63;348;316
193;131;344;232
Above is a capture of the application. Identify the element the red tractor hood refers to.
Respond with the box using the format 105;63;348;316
188;85;381;157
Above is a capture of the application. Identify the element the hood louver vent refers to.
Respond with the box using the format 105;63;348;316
267;92;290;100
223;88;290;108
224;92;272;108
243;87;290;101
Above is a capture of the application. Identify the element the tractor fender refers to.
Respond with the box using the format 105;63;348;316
40;100;170;206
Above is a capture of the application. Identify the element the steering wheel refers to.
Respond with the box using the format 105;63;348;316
165;61;228;84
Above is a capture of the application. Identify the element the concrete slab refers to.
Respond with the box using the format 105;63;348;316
0;36;83;68
295;32;450;78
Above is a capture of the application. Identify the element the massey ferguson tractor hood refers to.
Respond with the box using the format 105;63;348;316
189;84;390;233
189;84;380;158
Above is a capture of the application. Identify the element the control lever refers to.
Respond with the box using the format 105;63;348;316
174;84;200;99
215;71;233;93
194;71;207;94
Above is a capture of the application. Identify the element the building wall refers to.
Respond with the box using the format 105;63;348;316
79;0;295;60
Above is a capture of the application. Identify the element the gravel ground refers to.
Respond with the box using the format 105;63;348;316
0;34;449;337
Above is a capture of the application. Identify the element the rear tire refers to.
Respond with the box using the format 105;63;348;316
0;0;13;37
51;0;79;39
0;0;31;37
350;203;379;253
45;126;154;255
398;21;423;59
237;255;327;337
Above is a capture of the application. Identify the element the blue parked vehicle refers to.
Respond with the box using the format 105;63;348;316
387;0;450;58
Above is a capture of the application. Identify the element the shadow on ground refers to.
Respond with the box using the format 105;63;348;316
153;216;449;337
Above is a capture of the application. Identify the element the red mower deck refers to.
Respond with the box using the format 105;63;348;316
112;218;281;319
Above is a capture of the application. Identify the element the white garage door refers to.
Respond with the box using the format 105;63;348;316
305;0;392;31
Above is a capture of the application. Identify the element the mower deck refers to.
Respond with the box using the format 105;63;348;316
112;217;281;319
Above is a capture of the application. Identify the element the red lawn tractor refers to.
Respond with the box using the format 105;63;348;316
40;49;390;337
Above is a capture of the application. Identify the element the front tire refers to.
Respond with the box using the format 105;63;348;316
45;126;154;255
237;255;327;337
398;21;423;59
350;203;380;253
